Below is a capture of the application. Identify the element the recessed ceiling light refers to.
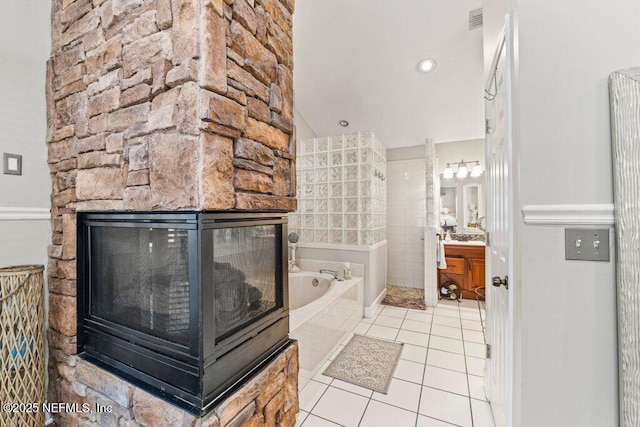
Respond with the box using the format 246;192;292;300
417;58;437;73
338;120;349;127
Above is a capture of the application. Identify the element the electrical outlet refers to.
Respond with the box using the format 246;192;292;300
565;228;610;262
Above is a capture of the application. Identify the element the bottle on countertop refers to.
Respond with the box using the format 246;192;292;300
343;262;352;280
445;230;452;241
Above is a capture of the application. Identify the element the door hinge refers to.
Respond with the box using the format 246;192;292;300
486;344;491;359
485;119;493;135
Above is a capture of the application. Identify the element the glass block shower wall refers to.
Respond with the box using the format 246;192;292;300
289;132;387;246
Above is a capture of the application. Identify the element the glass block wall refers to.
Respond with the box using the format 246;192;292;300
289;131;387;246
425;139;436;228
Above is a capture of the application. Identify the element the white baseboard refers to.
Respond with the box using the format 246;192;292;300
365;287;387;318
0;207;49;221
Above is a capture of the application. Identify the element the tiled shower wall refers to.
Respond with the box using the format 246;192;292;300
289;132;387;246
387;159;426;288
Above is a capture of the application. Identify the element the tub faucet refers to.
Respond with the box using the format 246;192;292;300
288;259;300;273
319;269;344;281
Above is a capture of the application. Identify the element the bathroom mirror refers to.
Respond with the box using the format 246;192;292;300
462;182;484;231
439;181;457;232
438;175;484;233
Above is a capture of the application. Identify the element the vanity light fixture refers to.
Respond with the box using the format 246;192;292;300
443;160;483;179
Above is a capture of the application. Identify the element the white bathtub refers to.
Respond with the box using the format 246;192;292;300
289;272;334;311
288;271;364;379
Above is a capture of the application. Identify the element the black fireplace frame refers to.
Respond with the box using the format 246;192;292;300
76;211;290;415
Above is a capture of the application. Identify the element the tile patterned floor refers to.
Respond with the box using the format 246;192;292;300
296;299;495;427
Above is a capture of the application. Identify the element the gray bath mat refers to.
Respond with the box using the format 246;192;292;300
323;334;403;394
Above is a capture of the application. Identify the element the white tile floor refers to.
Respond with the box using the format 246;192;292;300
296;299;495;427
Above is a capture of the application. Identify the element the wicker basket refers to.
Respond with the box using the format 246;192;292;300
0;265;45;427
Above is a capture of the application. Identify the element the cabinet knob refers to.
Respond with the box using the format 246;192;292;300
492;275;509;289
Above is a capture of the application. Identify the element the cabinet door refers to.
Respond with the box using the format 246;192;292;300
444;257;465;275
467;257;486;288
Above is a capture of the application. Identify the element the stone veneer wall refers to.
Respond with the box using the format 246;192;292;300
46;0;298;425
55;342;298;426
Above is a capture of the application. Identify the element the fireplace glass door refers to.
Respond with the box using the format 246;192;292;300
90;226;191;346
210;225;282;342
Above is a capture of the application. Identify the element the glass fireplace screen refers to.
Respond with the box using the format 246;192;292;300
90;226;191;346
211;225;279;341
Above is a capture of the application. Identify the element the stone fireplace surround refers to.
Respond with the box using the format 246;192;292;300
46;0;298;425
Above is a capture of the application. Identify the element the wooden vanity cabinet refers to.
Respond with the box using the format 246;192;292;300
437;245;486;300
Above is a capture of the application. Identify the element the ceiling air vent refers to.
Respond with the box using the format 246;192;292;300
469;8;483;30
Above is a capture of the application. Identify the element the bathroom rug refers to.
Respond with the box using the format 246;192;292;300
382;284;427;310
323;334;402;394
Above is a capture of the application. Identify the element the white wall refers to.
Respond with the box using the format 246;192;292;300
483;0;640;425
0;0;51;269
0;1;51;65
518;3;638;206
0;61;51;208
387;159;426;289
386;144;425;162
519;225;617;426
516;1;640;425
0;3;51;405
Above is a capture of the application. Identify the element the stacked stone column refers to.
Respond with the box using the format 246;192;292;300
46;0;298;425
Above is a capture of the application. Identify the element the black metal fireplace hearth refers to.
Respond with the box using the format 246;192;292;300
77;212;290;415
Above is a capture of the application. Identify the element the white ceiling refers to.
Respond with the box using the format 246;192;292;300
293;0;485;149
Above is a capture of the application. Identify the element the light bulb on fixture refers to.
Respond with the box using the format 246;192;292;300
443;164;454;179
457;161;469;179
471;161;483;177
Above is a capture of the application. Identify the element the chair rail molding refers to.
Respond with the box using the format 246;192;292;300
522;204;614;226
0;207;50;221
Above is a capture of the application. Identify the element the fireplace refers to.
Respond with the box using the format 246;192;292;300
76;212;290;415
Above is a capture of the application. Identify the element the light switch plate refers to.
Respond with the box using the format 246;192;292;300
565;228;610;261
3;153;22;176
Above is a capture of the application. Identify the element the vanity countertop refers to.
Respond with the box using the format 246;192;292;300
443;240;486;247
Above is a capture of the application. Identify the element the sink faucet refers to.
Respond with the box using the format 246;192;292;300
319;269;344;281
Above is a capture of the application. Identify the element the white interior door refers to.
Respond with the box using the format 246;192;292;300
485;15;514;427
